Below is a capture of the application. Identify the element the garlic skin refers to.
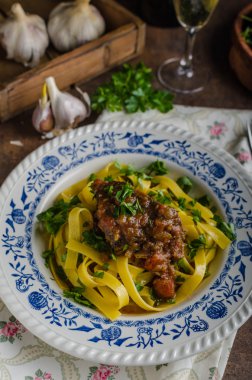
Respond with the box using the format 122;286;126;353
48;0;106;52
32;84;55;133
45;77;91;130
0;3;49;67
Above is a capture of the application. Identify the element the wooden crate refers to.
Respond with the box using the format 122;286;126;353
0;0;146;121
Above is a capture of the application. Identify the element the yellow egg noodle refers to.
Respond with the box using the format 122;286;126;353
38;161;232;321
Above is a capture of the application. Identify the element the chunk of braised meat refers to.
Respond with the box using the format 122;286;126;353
92;179;185;300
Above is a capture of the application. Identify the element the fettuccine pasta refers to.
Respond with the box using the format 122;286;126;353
37;160;234;320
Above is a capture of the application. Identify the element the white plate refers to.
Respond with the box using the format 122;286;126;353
0;120;251;366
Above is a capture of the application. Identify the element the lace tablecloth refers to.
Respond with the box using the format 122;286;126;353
0;105;251;380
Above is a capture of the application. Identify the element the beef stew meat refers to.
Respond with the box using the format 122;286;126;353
92;179;185;300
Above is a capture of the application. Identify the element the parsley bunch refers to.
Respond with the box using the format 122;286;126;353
241;15;252;47
91;62;174;113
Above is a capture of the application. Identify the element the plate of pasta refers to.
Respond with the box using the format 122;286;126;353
0;119;251;366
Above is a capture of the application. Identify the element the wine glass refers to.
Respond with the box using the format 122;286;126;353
157;0;219;94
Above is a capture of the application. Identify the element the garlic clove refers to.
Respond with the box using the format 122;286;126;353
48;0;106;52
45;76;90;130
0;3;49;67
32;84;55;133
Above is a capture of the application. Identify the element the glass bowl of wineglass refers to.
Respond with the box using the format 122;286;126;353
157;0;219;94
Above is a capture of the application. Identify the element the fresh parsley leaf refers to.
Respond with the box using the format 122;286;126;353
146;160;169;175
135;283;144;292
114;161;147;178
197;194;211;207
213;215;236;241
115;183;134;203
63;289;95;308
175;275;186;283
104;175;114;182
178;197;187;210
88;173;96;182
37;196;80;235
241;15;252;46
83;230;110;252
41;249;54;267
93;271;105;278
188;234;206;259
115;199;142;217
151;190;172;205
101;262;110;271
113;182;143;217
188;199;196;207
176;176;193;193
191;209;202;223
91;62;174;114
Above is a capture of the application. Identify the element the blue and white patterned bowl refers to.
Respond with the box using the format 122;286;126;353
0;120;251;365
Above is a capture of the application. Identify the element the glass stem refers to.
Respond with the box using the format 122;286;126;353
179;28;197;78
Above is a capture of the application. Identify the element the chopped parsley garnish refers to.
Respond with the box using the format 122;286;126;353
63;289;95;308
41;249;54;267
37;196;80;235
88;173;96;182
188;234;206;259
146;160;169;176
61;252;67;262
101;262;110;271
188;199;196;207
83;230;110;252
114;161;150;180
93;271;105;278
104;175;114;182
175;275;186;283
91;62;173;114
135;283;144;292
176;176;193;193
115;183;134;203
197;194;211;207
114;198;142;217
152;190;172;205
112;183;143;217
191;209;202;224
110;253;117;261
178;197;187;210
213;215;236;241
241;15;252;46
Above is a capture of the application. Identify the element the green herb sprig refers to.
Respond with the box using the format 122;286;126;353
37;196;80;235
188;234;206;259
213;215;236;241
83;230;110;252
91;63;174;114
241;15;252;46
63;288;95;308
176;176;193;194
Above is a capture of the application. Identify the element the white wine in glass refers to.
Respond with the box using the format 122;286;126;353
158;0;219;94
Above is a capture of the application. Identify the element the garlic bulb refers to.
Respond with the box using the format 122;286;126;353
0;3;49;67
32;84;55;133
45;77;91;131
48;0;106;52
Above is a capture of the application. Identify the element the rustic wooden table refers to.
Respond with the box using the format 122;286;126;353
0;0;251;378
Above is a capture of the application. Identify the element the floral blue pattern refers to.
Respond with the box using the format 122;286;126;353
1;124;251;353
